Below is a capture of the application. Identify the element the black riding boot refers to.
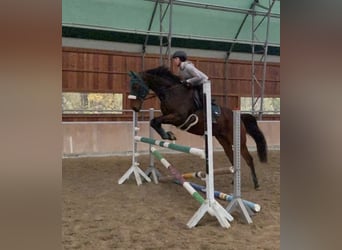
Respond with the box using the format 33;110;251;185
195;89;219;123
193;89;203;110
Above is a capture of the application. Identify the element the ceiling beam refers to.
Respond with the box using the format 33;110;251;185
145;0;280;18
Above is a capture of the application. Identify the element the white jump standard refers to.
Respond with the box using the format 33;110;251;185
118;111;151;186
187;81;234;229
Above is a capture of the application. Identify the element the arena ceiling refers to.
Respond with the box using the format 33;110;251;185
62;0;280;54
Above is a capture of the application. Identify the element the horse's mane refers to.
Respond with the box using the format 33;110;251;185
144;66;181;83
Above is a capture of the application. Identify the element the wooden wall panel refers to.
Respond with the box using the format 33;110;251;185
126;56;142;72
239;62;252;78
212;95;239;109
239;80;253;95
111;55;126;72
211;79;225;94
62;72;70;90
62;47;280;121
64;52;78;70
267;65;280;81
142;57;160;71
264;82;280;96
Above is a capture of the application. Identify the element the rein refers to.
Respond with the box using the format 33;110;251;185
143;92;156;101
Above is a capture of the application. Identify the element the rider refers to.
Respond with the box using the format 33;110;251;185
172;50;208;110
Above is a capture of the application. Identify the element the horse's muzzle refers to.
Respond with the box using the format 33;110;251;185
130;99;142;112
132;106;140;112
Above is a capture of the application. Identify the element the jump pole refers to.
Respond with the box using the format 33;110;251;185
187;182;261;213
226;110;254;223
187;81;234;229
118;111;152;186
158;171;261;212
181;167;235;180
150;147;206;206
158;167;234;182
134;136;205;159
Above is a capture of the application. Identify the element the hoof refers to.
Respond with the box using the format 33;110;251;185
254;185;261;191
167;131;177;140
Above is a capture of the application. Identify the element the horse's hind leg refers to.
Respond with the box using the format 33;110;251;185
216;134;260;190
241;144;260;190
215;135;237;189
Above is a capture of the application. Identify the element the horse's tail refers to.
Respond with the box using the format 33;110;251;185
241;114;268;163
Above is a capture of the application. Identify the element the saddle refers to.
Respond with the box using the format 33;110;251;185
192;90;221;123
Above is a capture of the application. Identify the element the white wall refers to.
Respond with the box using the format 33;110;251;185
62;120;280;157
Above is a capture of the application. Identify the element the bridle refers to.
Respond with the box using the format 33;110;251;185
128;71;183;102
127;71;155;101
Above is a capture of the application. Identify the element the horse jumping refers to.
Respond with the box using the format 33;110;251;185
128;66;267;189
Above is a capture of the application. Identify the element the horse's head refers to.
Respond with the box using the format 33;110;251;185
127;71;149;112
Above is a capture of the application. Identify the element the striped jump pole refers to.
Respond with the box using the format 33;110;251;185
182;167;235;180
187;182;261;213
150;147;205;206
135;136;205;159
159;177;261;213
159;167;234;182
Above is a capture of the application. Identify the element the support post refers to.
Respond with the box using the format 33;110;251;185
144;108;162;183
226;110;254;223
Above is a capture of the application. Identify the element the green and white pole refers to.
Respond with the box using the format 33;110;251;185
150;147;205;205
135;136;205;159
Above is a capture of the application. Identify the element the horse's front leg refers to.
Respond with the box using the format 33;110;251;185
150;114;183;140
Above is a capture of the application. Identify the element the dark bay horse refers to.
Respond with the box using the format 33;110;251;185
128;66;267;189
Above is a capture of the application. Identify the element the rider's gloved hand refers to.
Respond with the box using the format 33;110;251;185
181;80;192;88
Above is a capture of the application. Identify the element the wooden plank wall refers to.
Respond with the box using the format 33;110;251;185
62;47;280;121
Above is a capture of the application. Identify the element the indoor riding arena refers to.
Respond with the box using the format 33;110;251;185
62;0;280;249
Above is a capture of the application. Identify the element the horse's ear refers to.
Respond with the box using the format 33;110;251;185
128;71;139;79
